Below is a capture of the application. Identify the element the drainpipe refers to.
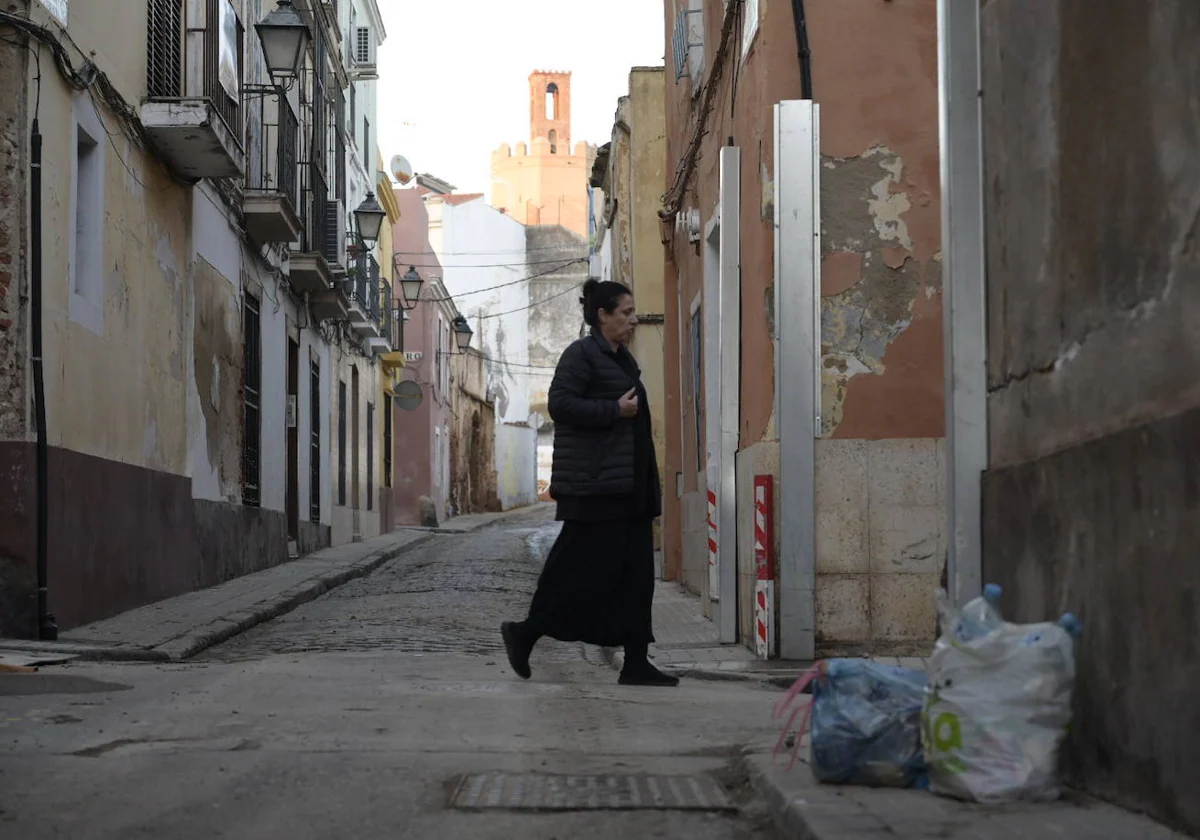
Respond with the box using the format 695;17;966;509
792;0;813;99
30;116;56;640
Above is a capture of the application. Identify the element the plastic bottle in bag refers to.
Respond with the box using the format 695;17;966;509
924;588;1081;803
944;583;1003;642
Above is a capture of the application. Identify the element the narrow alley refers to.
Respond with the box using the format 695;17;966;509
0;508;781;838
1;0;1198;836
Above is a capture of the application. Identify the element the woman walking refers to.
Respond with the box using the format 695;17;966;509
501;279;678;687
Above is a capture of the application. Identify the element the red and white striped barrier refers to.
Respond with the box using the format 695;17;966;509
754;475;776;659
707;487;719;598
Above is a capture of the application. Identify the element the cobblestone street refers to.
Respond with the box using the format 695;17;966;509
204;506;581;663
0;508;782;839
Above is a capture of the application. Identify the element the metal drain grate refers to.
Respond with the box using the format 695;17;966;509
450;773;737;812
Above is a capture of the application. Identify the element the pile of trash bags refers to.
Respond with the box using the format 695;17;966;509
774;584;1082;803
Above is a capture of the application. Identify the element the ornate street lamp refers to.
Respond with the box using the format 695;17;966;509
453;315;473;352
399;265;423;310
353;191;386;247
255;1;309;78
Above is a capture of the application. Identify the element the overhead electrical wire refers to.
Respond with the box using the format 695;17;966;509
475;282;585;320
392;256;589;269
412;259;588;303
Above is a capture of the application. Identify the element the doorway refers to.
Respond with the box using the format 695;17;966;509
287;338;300;541
351;365;361;510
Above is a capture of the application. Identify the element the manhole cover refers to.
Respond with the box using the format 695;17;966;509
449;773;736;812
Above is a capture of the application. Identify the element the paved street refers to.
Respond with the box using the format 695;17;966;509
0;507;781;839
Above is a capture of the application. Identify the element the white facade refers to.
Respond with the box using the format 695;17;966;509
329;0;388;545
426;196;538;510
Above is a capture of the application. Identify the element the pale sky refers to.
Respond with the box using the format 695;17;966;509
375;0;665;198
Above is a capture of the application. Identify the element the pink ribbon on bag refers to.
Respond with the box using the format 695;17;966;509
771;661;824;771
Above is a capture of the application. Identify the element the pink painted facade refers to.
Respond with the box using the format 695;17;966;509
390;189;457;526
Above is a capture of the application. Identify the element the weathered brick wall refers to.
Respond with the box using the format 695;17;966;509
0;12;28;440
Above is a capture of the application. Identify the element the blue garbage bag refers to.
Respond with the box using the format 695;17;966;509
774;659;929;788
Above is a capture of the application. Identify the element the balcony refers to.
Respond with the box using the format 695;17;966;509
243;86;302;246
289;163;335;295
142;0;245;179
345;250;382;337
364;278;395;355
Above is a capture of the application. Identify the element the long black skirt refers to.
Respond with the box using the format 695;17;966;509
525;519;655;648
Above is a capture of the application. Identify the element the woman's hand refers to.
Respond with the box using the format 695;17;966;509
618;388;639;418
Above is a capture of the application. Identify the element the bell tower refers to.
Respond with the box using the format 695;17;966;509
529;70;571;154
492;69;594;236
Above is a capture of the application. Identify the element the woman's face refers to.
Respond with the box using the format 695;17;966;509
599;294;638;346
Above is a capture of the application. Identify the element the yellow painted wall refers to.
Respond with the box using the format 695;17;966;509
35;0;193;476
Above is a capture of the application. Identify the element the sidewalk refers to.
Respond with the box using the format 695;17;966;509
626;580;1186;838
0;507;531;663
748;752;1186;839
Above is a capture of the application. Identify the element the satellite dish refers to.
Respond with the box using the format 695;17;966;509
390;155;415;185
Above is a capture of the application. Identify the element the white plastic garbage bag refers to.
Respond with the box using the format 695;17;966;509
921;586;1081;803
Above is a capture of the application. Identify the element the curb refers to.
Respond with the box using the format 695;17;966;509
747;753;820;840
155;533;436;660
0;533;435;664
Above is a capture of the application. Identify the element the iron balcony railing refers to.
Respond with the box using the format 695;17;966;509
300;162;332;256
378;278;393;344
344;248;380;319
245;86;299;211
145;0;244;140
672;7;701;81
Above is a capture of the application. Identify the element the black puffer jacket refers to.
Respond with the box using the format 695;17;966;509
548;333;639;498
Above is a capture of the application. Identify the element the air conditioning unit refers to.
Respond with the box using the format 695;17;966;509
350;26;378;80
323;200;348;272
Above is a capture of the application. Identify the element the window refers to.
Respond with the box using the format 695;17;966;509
443;320;452;394
242;293;262;507
366;402;374;511
549;129;557;155
70;115;104;334
356;26;372;64
672;0;705;84
310;359;321;524
383;396;392;489
338;380;347;506
435;315;445;397
546;83;558;120
691;306;704;472
146;0;182;98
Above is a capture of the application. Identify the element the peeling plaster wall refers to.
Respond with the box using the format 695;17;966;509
661;0;942;649
810;0;944;651
450;349;500;514
0;5;32;634
980;1;1200;831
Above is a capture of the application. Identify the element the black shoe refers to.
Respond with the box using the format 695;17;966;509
619;661;680;687
501;622;532;680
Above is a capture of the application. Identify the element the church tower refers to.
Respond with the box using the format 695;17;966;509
491;70;595;237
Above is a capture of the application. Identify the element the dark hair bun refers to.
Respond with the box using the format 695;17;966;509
579;279;632;329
